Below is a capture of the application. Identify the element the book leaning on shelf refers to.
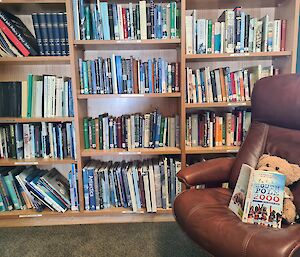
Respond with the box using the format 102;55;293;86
83;110;180;150
32;12;69;56
0;165;79;213
186;110;251;147
79;56;180;95
0;122;76;160
0;9;39;57
0;76;74;118
72;0;180;40
82;158;181;212
186;8;287;54
186;65;276;104
229;164;285;228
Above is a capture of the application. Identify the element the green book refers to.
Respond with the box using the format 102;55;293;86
85;6;91;40
27;74;33;117
91;118;96;149
83;118;90;149
170;2;175;38
159;117;165;146
207;20;213;54
0;192;6;212
176;5;180;38
98;115;103;150
4;173;22;210
82;61;89;94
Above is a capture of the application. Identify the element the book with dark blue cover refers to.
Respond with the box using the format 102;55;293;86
82;168;89;210
51;13;62;56
37;13;50;56
32;13;44;55
68;80;74;117
57;13;66;56
79;0;85;40
63;13;69;55
88;168;96;210
148;59;153;93
45;13;55;56
91;60;97;94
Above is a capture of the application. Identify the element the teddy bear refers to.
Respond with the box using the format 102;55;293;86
256;154;300;224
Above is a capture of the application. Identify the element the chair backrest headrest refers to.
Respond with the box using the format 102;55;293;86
252;74;300;130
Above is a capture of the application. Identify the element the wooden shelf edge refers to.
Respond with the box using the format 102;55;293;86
0;208;174;227
74;39;181;45
0;158;76;166
0;117;74;123
81;147;182;156
0;56;70;63
78;93;181;99
185;146;240;154
185;51;292;60
185;101;251;109
0;0;65;3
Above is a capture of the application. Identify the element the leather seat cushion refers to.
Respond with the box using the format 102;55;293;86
173;188;300;257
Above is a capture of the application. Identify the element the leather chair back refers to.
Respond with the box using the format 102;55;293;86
228;74;300;213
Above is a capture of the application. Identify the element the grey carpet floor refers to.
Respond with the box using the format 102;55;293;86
0;222;211;257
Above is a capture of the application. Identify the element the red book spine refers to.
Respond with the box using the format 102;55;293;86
175;62;180;92
122;8;128;39
0;19;30;56
281;20;287;51
230;73;237;102
116;117;122;148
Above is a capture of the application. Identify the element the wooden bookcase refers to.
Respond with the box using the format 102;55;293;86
0;0;298;227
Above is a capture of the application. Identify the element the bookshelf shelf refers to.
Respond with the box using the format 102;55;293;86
81;147;181;157
0;56;70;64
0;0;66;3
185;101;251;109
77;93;181;100
74;39;181;50
0;117;74;123
0;158;76;166
185;51;292;61
185;146;240;154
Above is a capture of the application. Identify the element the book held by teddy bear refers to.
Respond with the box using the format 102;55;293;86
229;163;285;228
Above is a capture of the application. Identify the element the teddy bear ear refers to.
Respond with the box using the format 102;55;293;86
258;154;270;162
291;164;300;180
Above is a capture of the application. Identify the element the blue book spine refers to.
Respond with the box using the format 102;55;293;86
155;114;161;147
117;170;127;208
92;4;98;40
32;13;44;55
240;12;245;53
158;5;162;39
45;13;55;56
108;171;116;207
82;61;89;94
158;58;162;93
195;71;199;103
72;0;80;40
38;13;50;56
58;125;63;159
63;13;69;55
91;60;97;94
132;169;141;209
52;125;57;158
154;6;157;39
88;168;96;210
103;170;110;208
82;168;89;210
225;67;232;100
79;0;85;40
200;70;206;102
115;56;123;94
98;58;104;94
68;80;74;117
112;4;119;40
152;111;157;148
100;2;111;40
57;13;67;56
51;13;62;56
68;171;75;209
148;59;153;93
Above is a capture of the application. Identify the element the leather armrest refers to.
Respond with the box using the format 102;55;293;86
177;157;236;187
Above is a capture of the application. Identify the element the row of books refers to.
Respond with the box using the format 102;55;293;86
186;8;287;54
32;12;69;56
83;111;180;150
79;56;180;95
0;76;74;118
83;158;181;212
0;166;78;213
186;110;251;147
73;1;180;41
0;122;76;160
0;9;39;57
186;65;275;104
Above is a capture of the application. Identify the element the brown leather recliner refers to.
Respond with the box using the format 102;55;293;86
174;74;300;257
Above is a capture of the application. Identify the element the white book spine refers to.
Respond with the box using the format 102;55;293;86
226;11;235;53
23;124;31;159
117;5;124;40
139;1;147;40
148;163;157;212
185;16;193;54
127;167;137;212
142;167;152;212
191;114;198;147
